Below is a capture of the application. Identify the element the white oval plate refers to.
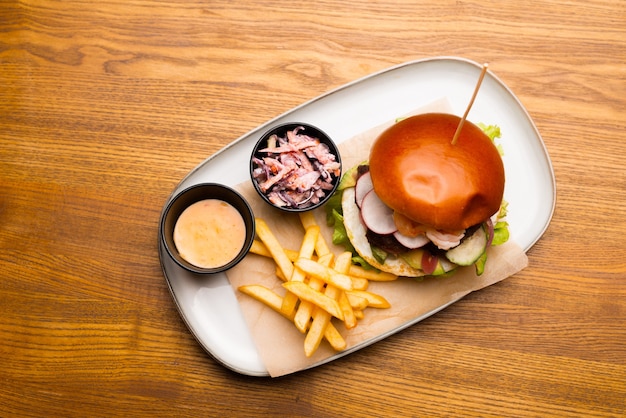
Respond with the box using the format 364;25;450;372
158;57;556;376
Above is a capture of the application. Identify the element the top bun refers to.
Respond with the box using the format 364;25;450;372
369;113;505;231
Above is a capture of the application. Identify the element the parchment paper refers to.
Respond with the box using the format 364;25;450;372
226;100;528;377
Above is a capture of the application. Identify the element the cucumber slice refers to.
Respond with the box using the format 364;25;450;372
445;226;488;266
400;248;458;276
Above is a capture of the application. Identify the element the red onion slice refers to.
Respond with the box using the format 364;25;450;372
485;218;495;247
421;250;438;275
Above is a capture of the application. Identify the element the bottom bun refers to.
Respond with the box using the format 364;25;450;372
342;187;425;277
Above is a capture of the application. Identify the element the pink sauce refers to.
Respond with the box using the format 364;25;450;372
173;199;246;269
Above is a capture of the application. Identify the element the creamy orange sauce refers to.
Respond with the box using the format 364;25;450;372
173;199;246;269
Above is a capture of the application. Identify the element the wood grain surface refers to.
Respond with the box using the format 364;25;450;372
1;0;625;416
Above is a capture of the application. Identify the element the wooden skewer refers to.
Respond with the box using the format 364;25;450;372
451;63;489;145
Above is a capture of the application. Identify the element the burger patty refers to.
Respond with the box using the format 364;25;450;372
365;229;408;255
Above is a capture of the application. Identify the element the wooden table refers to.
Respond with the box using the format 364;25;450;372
2;1;624;416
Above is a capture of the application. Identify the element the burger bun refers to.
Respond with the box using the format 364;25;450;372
369;113;505;231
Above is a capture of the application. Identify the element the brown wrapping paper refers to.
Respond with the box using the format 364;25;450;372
226;101;528;377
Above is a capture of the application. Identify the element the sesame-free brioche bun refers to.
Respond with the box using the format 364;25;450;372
369;113;505;231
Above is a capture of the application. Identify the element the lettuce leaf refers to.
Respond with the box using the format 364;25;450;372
475;251;488;276
477;123;510;247
478;122;504;156
491;200;510;246
325;182;378;269
478;122;501;141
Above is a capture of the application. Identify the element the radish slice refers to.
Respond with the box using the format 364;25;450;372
360;190;397;234
393;231;430;249
355;171;374;208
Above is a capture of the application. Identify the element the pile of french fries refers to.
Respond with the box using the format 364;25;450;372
239;212;397;357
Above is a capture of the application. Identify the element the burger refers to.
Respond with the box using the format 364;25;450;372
326;113;510;277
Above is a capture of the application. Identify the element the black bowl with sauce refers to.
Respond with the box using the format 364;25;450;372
250;122;342;213
160;183;255;274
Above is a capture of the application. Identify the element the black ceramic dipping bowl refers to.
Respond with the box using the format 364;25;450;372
160;183;255;274
250;122;342;212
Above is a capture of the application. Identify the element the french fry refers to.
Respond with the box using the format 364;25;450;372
314;252;334;268
346;290;391;309
304;305;330;356
304;252;352;356
283;281;344;321
348;265;398;281
335;252;359;330
344;292;369;311
299;212;331;256
250;239;299;262
294;253;333;333
350;275;369;291
238;284;295;321
353;309;364;320
338;290;358;329
323;321;347;352
294;258;353;291
281;225;320;316
255;219;294;280
249;239;272;258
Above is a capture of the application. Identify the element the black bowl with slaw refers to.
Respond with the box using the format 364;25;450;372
250;122;342;213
